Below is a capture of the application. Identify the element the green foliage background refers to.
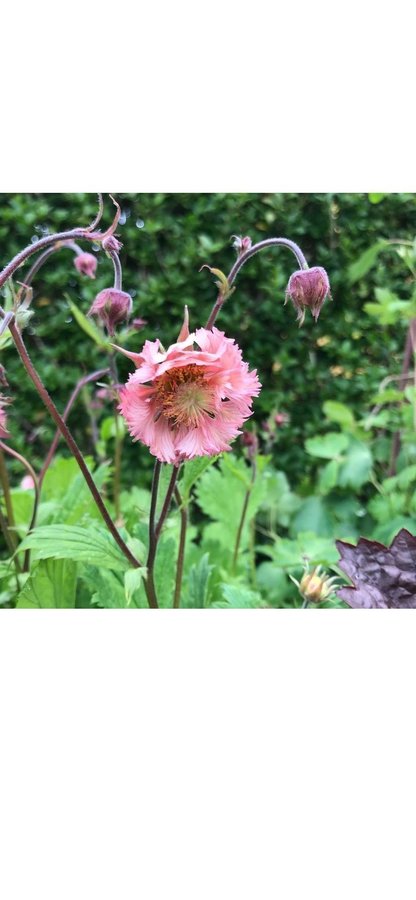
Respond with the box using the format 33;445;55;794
1;191;415;487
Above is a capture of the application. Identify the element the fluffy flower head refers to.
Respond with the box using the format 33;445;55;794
117;327;261;464
74;252;97;279
285;266;330;325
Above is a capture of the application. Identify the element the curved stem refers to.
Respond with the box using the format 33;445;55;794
173;486;187;608
86;194;104;233
39;368;110;486
110;251;122;291
4;316;142;570
0;440;40;572
206;237;309;330
232;460;256;572
17;241;86;308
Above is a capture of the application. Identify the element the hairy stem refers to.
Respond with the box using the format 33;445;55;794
388;318;416;476
4;316;142;570
155;466;180;542
173;486;187;608
206;237;309;330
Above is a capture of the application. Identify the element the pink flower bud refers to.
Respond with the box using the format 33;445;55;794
232;235;252;257
20;474;35;490
88;288;133;336
285;266;331;326
102;234;123;254
131;317;147;331
274;412;289;427
74;252;97;279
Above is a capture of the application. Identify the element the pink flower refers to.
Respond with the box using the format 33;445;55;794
232;235;252;256
117;327;261;464
285;266;331;325
20;474;35;490
74;252;97;278
88;288;133;335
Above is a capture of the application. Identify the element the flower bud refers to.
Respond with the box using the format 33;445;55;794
88;288;133;336
241;429;258;458
285;266;331;326
20;474;35;490
232;235;252;257
74;252;97;279
299;566;338;603
131;317;147;331
102;234;123;254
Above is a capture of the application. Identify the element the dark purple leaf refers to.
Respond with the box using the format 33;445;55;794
336;528;416;608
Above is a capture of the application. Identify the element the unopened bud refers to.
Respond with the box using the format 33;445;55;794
285;266;331;326
20;474;35;490
102;234;123;254
131;317;147;331
88;288;133;336
232;235;252;257
299;566;338;603
74;252;97;279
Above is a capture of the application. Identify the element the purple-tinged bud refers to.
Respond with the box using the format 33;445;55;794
88;288;133;336
274;411;289;427
285;266;331;326
131;317;147;331
20;474;35;490
74;252;98;279
102;234;123;254
241;429;258;459
232;235;252;257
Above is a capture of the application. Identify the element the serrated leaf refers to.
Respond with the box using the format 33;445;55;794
186;553;213;608
16;559;77;608
18;524;129;570
338;440;373;489
180;456;218;503
211;583;264;608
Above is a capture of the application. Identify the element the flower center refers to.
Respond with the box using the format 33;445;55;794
154;364;215;427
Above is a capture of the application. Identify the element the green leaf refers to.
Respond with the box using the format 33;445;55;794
348;240;388;283
67;298;110;348
16;559;77;608
186;553;213;608
81;565;127;608
318;459;340;495
180;456;218;503
154;538;176;607
291;496;334;537
18;524;129;570
270;532;340;569
338;440;373;489
212;584;264;608
124;567;147;606
305;432;348;459
368;193;386;204
323;401;355;431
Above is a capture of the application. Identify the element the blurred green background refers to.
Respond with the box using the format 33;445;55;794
1;192;415;486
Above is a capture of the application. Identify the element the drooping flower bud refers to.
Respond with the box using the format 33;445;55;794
0;395;10;439
88;288;133;336
232;235;252;257
285;266;331;326
102;234;123;254
74;252;98;279
241;429;258;459
298;566;339;603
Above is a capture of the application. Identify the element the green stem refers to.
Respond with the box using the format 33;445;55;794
0;440;40;572
173;486;187;608
0;450;16;543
